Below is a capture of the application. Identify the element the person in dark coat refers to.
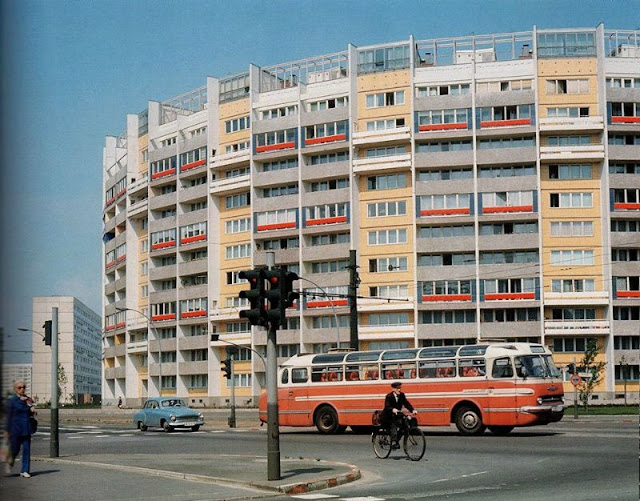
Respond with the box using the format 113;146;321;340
383;382;417;447
4;380;36;477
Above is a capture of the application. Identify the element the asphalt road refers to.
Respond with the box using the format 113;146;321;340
12;416;639;500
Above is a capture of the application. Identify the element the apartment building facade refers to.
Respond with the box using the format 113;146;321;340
31;296;102;404
102;25;640;407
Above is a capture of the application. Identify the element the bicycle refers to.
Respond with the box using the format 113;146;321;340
372;411;426;461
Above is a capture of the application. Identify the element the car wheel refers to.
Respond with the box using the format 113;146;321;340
138;421;147;432
191;425;200;432
162;420;173;433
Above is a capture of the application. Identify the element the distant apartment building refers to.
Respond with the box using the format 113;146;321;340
31;297;102;404
2;364;32;398
102;25;640;407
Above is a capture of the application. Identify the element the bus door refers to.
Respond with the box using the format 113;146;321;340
278;367;308;426
490;357;516;425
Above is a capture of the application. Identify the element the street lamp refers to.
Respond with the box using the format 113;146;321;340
115;307;162;396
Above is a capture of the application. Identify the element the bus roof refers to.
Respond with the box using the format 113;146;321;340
281;343;550;367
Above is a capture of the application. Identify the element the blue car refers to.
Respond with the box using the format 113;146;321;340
134;397;205;432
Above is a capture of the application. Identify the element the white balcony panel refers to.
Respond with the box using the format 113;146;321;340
358;324;415;339
209;174;250;195
210;150;251;169
539;144;605;161
128;199;148;217
126;341;148;354
353;153;412;175
128;177;149;196
544;320;610;336
544;291;610;306
538;116;604;132
352;127;411;146
357;297;415;313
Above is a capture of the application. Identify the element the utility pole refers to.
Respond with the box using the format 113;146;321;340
228;347;238;428
51;307;59;457
348;249;359;350
265;252;280;481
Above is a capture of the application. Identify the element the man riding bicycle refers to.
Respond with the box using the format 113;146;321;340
383;382;418;448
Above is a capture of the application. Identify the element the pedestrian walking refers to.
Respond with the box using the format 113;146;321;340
4;380;37;478
117;396;123;409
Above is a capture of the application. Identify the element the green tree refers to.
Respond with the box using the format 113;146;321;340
578;339;606;411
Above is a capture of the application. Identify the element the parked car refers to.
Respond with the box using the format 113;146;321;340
134;397;204;432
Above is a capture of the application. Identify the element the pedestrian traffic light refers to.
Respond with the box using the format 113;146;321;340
263;269;284;328
43;320;52;346
221;359;232;379
238;269;267;326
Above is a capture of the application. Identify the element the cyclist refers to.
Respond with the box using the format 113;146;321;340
383;382;417;448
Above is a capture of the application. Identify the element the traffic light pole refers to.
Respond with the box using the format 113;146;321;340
229;358;236;428
51;307;59;458
265;252;281;481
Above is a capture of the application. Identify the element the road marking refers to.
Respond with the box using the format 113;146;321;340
290;494;339;499
429;471;488;484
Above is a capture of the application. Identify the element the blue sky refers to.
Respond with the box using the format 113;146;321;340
0;0;637;363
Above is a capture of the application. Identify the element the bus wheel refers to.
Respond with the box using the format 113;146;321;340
455;406;486;435
488;426;514;436
315;405;340;434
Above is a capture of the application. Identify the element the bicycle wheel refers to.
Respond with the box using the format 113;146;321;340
403;426;426;461
372;429;392;459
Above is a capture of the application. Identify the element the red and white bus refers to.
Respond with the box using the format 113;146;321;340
258;343;565;435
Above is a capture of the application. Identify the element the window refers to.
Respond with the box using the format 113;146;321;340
369;256;408;272
370;285;409;298
366;117;406;131
189;176;207;187
189;349;208;362
182;275;207;287
309;233;349;246
260;237;299;250
262;158;298;172
305;202;348;222
190;375;208;388
615;276;640;293
611;220;640;232
482;190;533;208
189;126;206;138
310;260;349;274
256;208;297;230
368;228;408;245
225;192;250;209
161;376;177;389
260;105;297;120
480;104;533;122
418;253;474;266
417;140;472;152
476;79;532;93
613;308;640;321
226;322;251;334
225;167;249;178
549;192;592;208
417;109;468;126
419;193;471;213
367;200;407;217
551;279;595;293
180;222;206;242
537;32;596;58
308;97;347;112
150;156;177;178
419;225;474;238
552;337;596;353
609;163;640;175
225;116;250;133
367;173;407;190
607;77;640;89
179;147;207;167
188;201;207;212
484;278;537;294
186;249;207;261
161;184;176;194
482;308;539;322
160;279;176;290
479;251;538;265
613;189;640;204
547;136;591;146
478;165;536;178
225;244;251;259
159;208;176;218
358;45;410;73
255;129;296;148
309;151;349;165
225;141;250;154
151;302;176;318
310;178;349;192
421;310;476;324
418;168;472;181
227;373;252;388
416;83;469;97
550;250;595;265
550;221;593;237
551;308;596;320
369;313;410;326
312;316;349;329
549;164;592;180
477;136;535;149
160;136;176;147
151;229;176;247
609;134;640;146
420;280;472;297
365;90;405;108
546;79;589;94
158;327;176;339
220;73;250;103
305;121;347;140
365;145;407;157
612;249;640;262
141;285;148;298
547;107;589;117
226;218;251;234
262;184;298;198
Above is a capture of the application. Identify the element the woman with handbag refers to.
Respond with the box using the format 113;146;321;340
4;379;36;478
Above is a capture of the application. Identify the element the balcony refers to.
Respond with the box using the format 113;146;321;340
352;127;411;146
358;297;414;313
543;290;609;306
538;116;604;133
358;324;415;340
126;340;148;354
210;149;250;170
539;144;605;162
353;153;411;175
128;198;148;218
209;174;250;195
128;176;149;197
544;319;610;336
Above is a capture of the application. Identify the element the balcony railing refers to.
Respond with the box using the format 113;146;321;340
544;319;610;335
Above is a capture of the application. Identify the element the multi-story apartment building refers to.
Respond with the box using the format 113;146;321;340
2;364;32;399
102;25;640;407
31;296;102;404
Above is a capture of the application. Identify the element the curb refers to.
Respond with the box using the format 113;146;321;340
32;455;361;495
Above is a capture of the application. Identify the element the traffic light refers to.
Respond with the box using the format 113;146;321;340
281;271;299;310
43;320;52;346
566;362;577;374
221;359;232;379
238;269;267;326
263;269;284;328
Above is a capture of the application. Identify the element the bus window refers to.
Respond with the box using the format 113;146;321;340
419;360;455;378
362;364;379;380
491;357;514;378
460;358;486;377
419;347;458;359
345;365;361;381
418;361;436;378
311;366;327;382
313;366;344;382
281;369;289;384
292;368;308;383
383;362;417;379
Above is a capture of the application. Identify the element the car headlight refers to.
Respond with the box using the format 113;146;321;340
170;414;177;422
198;413;204;420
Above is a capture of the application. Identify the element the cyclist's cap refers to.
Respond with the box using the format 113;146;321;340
391;382;402;388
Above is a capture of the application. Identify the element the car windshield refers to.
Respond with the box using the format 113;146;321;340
515;355;561;378
161;399;186;408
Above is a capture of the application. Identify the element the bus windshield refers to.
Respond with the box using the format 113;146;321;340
515;355;561;378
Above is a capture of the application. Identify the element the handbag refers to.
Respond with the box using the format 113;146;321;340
29;416;38;435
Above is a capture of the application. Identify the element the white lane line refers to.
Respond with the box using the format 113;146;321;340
429;471;489;484
290;494;339;499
